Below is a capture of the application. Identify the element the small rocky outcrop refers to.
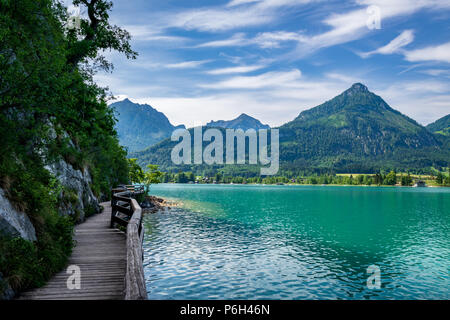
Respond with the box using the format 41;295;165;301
141;196;178;214
45;159;100;222
0;188;37;241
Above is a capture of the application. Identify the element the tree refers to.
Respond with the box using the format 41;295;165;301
436;172;444;185
374;173;383;185
384;171;397;185
0;0;136;294
67;0;137;70
127;158;144;184
142;164;163;193
401;174;413;186
358;174;364;185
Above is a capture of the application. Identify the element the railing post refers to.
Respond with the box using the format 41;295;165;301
110;186;147;299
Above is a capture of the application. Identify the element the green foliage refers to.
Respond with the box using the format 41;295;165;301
128;158;145;183
0;0;135;295
401;174;413;186
384;171;397;185
67;0;137;69
0;214;74;291
426;114;450;136
436;172;444;185
142;164;163;193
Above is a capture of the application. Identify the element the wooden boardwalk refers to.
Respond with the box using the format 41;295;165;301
19;202;127;300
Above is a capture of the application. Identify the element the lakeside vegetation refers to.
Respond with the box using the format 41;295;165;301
159;169;450;187
0;0;134;295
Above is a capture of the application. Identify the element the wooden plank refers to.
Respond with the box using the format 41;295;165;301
19;192;147;301
19;201;129;300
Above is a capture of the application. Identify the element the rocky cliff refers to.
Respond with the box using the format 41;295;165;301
45;159;100;222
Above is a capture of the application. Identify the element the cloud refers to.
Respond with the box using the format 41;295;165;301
326;73;362;83
193;0;450;57
419;69;450;77
132;59;213;70
403;42;450;63
166;60;212;69
100;67;450;128
377;80;450;125
290;0;450;58
206;65;266;75
200;69;302;89
198;31;303;48
124;25;187;43
254;31;304;48
168;0;315;32
227;0;261;6
197;33;249;48
132;80;346;128
359;30;414;58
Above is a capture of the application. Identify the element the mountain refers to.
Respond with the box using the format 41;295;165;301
206;113;270;130
279;83;439;158
132;83;449;174
426;114;450;136
111;99;185;152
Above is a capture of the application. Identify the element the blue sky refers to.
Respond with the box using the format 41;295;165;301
88;0;450;127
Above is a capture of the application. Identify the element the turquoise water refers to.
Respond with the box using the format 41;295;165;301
143;184;450;300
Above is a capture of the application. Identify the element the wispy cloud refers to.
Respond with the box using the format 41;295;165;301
404;42;450;63
206;65;266;75
98;0;450;127
125;25;187;43
359;30;414;58
166;60;212;69
133;60;213;70
290;0;450;58
197;33;249;48
419;69;450;77
254;31;304;48
200;69;302;89
198;31;304;48
227;0;261;7
167;0;315;32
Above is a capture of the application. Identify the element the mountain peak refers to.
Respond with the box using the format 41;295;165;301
110;98;184;152
120;98;133;104
346;83;369;95
206;113;270;130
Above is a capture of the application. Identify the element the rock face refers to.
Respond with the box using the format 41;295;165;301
0;188;37;241
111;98;186;152
45;159;100;222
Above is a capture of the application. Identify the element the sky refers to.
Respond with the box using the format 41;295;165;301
84;0;450;128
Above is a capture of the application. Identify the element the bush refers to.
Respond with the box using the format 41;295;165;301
0;214;73;292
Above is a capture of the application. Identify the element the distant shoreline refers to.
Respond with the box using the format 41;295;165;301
154;182;449;188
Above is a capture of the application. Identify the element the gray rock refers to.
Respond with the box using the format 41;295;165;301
0;188;37;241
45;159;100;222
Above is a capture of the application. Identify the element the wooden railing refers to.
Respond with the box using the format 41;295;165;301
111;187;147;300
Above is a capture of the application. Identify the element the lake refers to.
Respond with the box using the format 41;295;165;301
142;184;450;300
